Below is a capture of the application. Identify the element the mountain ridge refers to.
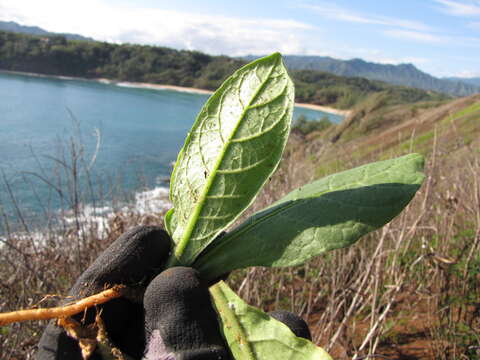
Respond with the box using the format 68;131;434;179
0;20;94;42
243;55;479;98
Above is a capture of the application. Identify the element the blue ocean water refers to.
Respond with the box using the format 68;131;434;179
0;72;342;227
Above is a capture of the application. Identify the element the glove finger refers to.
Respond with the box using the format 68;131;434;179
70;225;173;349
143;267;230;360
37;226;172;360
268;310;312;340
71;225;172;296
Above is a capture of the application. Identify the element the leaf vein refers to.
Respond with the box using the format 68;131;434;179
217;157;269;174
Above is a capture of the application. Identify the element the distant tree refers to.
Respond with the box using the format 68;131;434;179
292;114;333;136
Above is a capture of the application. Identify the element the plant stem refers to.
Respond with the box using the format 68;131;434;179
166;254;181;268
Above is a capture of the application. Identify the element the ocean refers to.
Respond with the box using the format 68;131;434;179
0;72;342;232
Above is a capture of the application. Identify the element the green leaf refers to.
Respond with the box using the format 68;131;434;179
210;281;332;360
195;154;425;279
166;53;294;265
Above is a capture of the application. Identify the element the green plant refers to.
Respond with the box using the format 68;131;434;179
0;53;425;359
162;53;424;359
292;115;333;135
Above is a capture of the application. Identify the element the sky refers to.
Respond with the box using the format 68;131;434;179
1;0;480;78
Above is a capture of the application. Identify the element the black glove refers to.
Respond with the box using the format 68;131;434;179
36;226;229;360
36;226;312;360
268;310;312;341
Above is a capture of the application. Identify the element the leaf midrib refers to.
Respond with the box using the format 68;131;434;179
210;283;256;360
173;55;281;263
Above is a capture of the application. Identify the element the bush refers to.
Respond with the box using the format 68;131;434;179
292;114;333;135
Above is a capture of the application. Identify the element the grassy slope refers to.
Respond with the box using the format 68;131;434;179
319;94;480;169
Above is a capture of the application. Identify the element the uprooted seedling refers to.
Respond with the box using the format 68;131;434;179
0;53;425;360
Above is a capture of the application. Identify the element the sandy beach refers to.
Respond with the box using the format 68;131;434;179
1;70;351;117
110;80;351;116
295;102;351;117
107;80;351;116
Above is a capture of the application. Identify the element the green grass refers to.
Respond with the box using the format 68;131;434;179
389;101;480;156
396;130;434;155
314;159;345;178
449;102;480;120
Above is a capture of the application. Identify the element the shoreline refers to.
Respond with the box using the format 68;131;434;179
1;69;351;117
100;79;215;95
294;102;351;117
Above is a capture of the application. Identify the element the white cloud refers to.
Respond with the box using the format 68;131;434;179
1;0;475;78
302;2;432;31
434;0;480;16
0;0;315;56
375;56;429;65
384;29;447;43
453;69;480;77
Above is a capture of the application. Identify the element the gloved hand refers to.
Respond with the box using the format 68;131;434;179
36;225;228;360
36;226;312;360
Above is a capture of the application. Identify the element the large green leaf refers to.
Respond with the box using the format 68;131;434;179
210;281;332;360
195;154;425;279
166;53;294;265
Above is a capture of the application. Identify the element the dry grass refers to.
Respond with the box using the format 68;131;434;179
0;207;166;359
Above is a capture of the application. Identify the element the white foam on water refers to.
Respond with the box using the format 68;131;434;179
62;186;172;238
63;204;114;237
1;186;172;246
133;186;170;215
116;82;138;88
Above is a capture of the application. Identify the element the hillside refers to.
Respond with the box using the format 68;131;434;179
0;20;94;41
0;30;447;110
251;55;479;97
269;94;480;359
321;94;480;159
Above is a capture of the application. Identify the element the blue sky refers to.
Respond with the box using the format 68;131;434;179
1;0;479;77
